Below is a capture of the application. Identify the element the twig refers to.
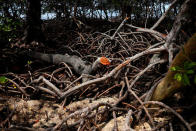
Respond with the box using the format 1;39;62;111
43;73;71;84
52;102;112;131
7;73;28;87
135;28;166;41
124;110;134;131
97;83;121;97
28;71;33;82
0;102;17;127
77;119;84;131
169;122;174;131
148;41;165;49
32;76;62;97
143;101;192;131
50;67;71;81
61;46;166;99
7;78;29;96
33;65;55;73
9;125;37;131
163;0;192;64
121;102;136;110
79;84;93;97
190;121;196;127
112;111;118;131
114;91;128;106
59;62;73;76
36;86;57;97
119;81;125;98
126;24;140;29
128;59;166;89
64;74;96;91
125;77;155;128
151;0;178;30
111;17;129;40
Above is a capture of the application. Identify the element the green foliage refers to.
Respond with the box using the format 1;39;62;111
27;60;32;65
171;61;196;86
0;76;8;84
0;16;22;42
0;17;22;32
174;73;182;82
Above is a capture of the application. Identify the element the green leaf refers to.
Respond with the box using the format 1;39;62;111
6;18;12;22
0;76;8;84
171;66;182;71
171;67;176;71
175;66;182;71
183;74;190;86
186;70;194;74
3;26;11;32
174;73;182;82
188;62;196;69
27;60;32;65
184;61;196;69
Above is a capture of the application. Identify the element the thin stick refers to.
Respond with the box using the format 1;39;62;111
128;59;166;89
112;111;118;131
124;110;134;131
32;76;62;97
151;0;178;30
7;78;29;96
111;17;129;40
125;77;155;128
143;101;192;131
61;46;166;99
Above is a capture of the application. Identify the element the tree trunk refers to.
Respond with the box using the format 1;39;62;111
24;0;44;43
150;0;196;101
151;33;196;101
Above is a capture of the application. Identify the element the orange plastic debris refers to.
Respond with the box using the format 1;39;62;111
34;120;39;123
125;17;130;20
161;33;167;38
100;57;110;65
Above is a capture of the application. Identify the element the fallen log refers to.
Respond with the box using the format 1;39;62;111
29;51;110;81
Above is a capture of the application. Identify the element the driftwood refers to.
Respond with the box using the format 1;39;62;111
29;51;109;82
30;52;94;75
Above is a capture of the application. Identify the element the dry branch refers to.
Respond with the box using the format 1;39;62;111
53;102;113;130
163;0;192;63
124;110;134;131
125;77;155;128
7;78;29;96
143;101;192;131
32;76;62;97
111;17;129;40
61;46;166;99
151;0;178;30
